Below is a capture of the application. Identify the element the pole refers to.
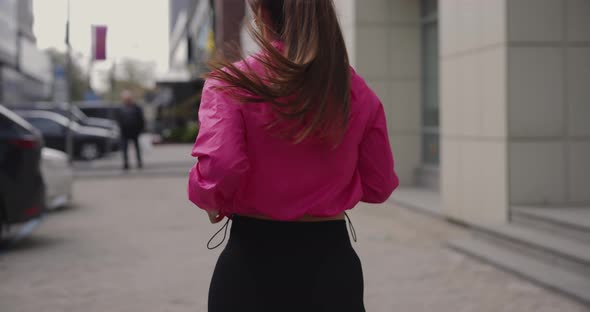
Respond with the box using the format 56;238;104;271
87;58;94;96
110;60;116;103
65;0;74;163
108;60;116;153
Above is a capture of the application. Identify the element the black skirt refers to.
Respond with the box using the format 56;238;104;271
208;215;366;312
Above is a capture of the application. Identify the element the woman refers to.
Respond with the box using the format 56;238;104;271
188;0;399;311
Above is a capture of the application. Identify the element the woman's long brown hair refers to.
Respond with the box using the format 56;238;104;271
207;0;350;144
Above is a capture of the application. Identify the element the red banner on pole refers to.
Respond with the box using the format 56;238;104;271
92;25;107;61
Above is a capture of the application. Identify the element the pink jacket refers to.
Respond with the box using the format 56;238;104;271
188;58;399;221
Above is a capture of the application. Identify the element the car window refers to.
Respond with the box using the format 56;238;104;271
72;107;88;121
0;115;15;131
0;115;23;135
28;118;64;136
66;111;84;123
83;108;105;119
56;108;85;123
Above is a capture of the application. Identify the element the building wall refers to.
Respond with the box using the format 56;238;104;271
0;0;18;67
0;0;50;105
335;0;423;186
506;0;590;207
169;0;193;35
439;0;590;224
17;0;35;41
439;0;509;224
168;0;214;76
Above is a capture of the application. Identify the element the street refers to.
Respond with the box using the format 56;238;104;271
0;146;588;312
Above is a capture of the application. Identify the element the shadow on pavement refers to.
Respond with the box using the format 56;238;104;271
0;235;65;254
73;144;195;179
74;164;192;180
46;202;82;215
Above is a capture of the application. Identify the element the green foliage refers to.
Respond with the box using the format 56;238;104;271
103;59;157;102
181;123;200;143
167;127;186;142
164;123;200;143
45;48;89;101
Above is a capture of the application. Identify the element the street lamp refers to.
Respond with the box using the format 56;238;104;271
65;0;74;163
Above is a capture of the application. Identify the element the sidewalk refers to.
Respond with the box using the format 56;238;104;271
0;145;587;312
353;204;587;311
73;141;195;178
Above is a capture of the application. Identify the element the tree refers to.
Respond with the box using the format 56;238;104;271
45;48;90;102
103;58;156;102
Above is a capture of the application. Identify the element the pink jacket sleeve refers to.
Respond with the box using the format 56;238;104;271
187;80;249;214
358;89;399;203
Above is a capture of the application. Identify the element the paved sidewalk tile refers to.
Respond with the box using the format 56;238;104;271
0;175;587;312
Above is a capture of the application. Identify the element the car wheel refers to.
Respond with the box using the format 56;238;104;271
80;143;101;160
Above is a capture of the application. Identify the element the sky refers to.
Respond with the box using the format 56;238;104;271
34;0;169;90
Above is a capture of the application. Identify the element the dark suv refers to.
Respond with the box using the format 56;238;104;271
10;102;120;140
76;101;121;121
0;105;45;241
17;110;119;161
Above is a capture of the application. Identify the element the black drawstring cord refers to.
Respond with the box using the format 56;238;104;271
207;217;231;250
344;212;357;243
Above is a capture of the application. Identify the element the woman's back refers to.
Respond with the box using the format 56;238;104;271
188;56;398;220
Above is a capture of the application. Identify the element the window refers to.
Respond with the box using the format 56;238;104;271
0;115;12;130
421;0;439;165
28;118;64;136
71;107;89;122
0;115;18;135
0;114;29;136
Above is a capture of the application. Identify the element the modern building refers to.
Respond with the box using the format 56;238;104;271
167;0;250;78
154;0;214;138
333;0;590;223
168;0;215;78
169;0;194;35
336;0;590;302
158;0;253;138
0;0;52;106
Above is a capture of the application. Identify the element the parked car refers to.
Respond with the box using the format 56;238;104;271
0;105;45;240
17;110;119;161
76;101;121;122
10;102;120;140
41;148;73;210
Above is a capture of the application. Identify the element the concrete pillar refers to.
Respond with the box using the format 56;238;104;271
340;0;423;186
439;0;509;224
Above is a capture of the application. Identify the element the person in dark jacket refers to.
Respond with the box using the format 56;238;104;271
117;90;145;170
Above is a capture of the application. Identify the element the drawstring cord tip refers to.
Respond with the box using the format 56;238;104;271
344;212;358;243
207;217;231;250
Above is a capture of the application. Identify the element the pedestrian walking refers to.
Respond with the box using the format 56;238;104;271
188;1;399;311
117;90;145;170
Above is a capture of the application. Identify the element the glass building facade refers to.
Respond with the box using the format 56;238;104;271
0;0;51;106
